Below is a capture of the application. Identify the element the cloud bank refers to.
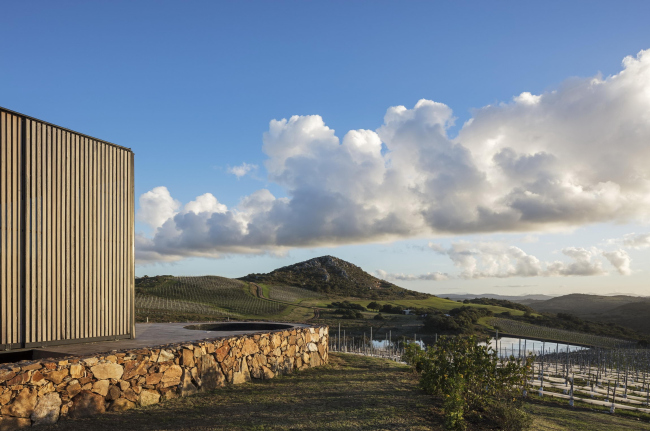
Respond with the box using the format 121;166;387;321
377;241;633;281
137;49;650;263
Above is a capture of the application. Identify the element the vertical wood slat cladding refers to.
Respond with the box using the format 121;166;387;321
0;107;134;349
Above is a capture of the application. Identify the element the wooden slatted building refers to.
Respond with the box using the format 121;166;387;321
1;107;135;350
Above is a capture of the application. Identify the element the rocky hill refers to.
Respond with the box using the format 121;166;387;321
240;255;430;299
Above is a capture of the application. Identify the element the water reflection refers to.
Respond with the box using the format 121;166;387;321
372;339;424;349
481;337;587;358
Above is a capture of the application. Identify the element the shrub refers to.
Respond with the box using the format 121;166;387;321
374;313;385;320
329;300;367;311
379;304;404;314
404;335;532;431
337;309;363;319
367;301;381;311
443;375;467;431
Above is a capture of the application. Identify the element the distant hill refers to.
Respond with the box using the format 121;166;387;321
239;255;429;299
531;294;644;314
443;293;555;303
529;294;650;335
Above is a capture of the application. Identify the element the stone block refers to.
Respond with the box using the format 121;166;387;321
91;363;124;380
106;385;121;401
241;338;259;356
0;388;37;418
232;358;251;385
66;382;82;398
31;392;61;425
22;363;41;372
161;365;182;387
180;370;198;397
123;388;138;403
123;360;150;380
0;371;16;384
182;349;195;367
82;358;98;367
69;390;106;418
199;354;225;391
109;398;136;412
261;366;275;380
139;390;161;406
146;372;163;386
92;380;110;397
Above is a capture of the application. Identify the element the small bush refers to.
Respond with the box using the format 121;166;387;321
443;376;467;431
367;301;381;311
379;304;404;314
329;300;367;311
482;399;532;431
374;313;385;320
404;335;532;431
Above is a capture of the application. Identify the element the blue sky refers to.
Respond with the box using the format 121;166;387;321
2;1;650;296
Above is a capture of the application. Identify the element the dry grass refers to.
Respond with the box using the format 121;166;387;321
43;354;439;431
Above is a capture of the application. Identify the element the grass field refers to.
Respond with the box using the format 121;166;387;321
265;284;323;303
41;353;650;431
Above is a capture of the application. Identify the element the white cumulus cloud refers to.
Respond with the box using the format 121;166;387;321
602;249;632;275
137;186;180;230
622;233;650;249
227;162;257;178
427;242;609;279
136;49;650;263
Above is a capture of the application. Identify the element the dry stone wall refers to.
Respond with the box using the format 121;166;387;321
0;325;328;429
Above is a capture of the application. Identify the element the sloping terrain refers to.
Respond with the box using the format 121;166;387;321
531;294;644;315
240;255;429;299
583;301;650;335
529;294;650;335
135;275;287;320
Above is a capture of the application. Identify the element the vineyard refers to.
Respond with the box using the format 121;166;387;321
135;295;235;317
490;317;633;348
135;276;287;318
267;284;323;303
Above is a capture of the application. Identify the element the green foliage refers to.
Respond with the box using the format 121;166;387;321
482;399;533;431
336;309;364;319
443;376;467;431
379;304;404;314
424;315;460;332
423;306;493;334
403;342;426;372
367;301;380;311
465;297;535;314
328;301;367;311
373;313;385;320
404;336;532;431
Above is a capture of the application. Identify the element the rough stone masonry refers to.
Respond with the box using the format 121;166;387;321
0;325;329;429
